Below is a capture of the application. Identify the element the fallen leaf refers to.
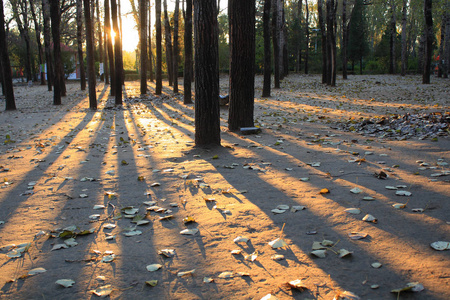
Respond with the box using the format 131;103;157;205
93;205;105;210
103;223;116;229
150;182;161;187
271;208;286;214
231;249;242;255
91;285;113;297
180;228;199;235
348;232;368;240
362;214;377;223
183;216;196;223
261;294;278;300
350;187;362;194
55;279;75;288
268;238;287;249
362;196;375;201
145;280;158;287
123;230;142;237
391;282;424;293
430;241;450;251
51;244;69;251
218;271;233;278
344;208;361;214
392;203;407;209
396;190;412;196
177;269;195;277
385;186;398;190
287;279;308;291
101;254;116;263
203;277;214;283
338;249;353;258
319;188;330;194
311;249;327;258
371;262;382;269
271;254;285;260
158;249;176;257
244;251;258;261
146;264;162;272
28;267;47;276
334;290;360;300
233;236;249;243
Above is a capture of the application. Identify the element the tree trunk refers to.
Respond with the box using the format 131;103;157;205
163;0;174;86
437;12;445;77
111;0;122;103
105;0;115;94
281;2;288;78
29;0;46;85
228;0;256;132
262;0;271;97
96;0;104;81
118;0;124;86
155;0;163;94
11;0;32;82
193;0;220;146
148;1;153;82
297;0;302;72
76;0;86;90
326;0;332;84
140;0;147;94
0;0;16;110
104;15;109;85
305;0;309;74
50;0;63;104
342;0;348;79
423;0;432;84
84;0;97;109
173;0;179;93
444;9;450;78
42;0;53;91
318;0;327;84
272;0;280;88
401;0;407;76
389;2;396;74
183;0;193;103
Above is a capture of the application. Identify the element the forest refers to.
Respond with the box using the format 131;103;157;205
0;1;449;300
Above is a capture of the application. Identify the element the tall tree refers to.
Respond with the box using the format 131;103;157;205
262;0;271;97
50;0;64;104
326;0;336;86
148;0;153;82
140;0;147;94
0;0;15;110
76;0;86;90
444;7;450;79
304;0;309;74
105;0;115;94
400;0;407;76
342;0;348;79
155;0;162;94
104;15;109;85
183;0;193;103
193;0;220;146
272;0;280;88
118;0;124;85
163;0;173;86
388;0;397;74
111;0;122;103
10;0;33;82
172;0;179;93
437;13;445;77
84;0;97;109
348;0;368;74
422;0;432;84
318;0;327;83
280;1;288;78
228;0;256;131
29;0;46;85
96;0;104;81
42;0;53;91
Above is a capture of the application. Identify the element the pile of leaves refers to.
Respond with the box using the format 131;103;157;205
335;112;450;140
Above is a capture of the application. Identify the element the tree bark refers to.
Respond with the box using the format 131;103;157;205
183;0;193;103
262;0;271;97
50;0;63;104
140;0;147;94
326;0;336;86
96;0;104;81
84;0;97;109
342;0;348;79
305;0;309;74
401;0;407;76
76;0;86;90
29;0;46;85
111;0;122;103
105;0;115;94
163;0;174;86
318;0;327;83
11;0;33;82
0;0;16;110
193;0;220;146
272;0;280;88
148;0;153;82
155;0;162;94
437;12;445;77
173;0;179;93
228;0;256;132
389;2;396;74
444;9;450;78
423;0;432;84
42;0;53;91
281;1;288;78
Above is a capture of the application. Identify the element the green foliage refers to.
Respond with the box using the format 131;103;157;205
348;0;370;64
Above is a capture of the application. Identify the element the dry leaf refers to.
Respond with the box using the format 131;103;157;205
392;203;407;209
268;238;287;249
350;187;362;194
203;277;214;283
348;232;368;240
344;208;361;214
145;280;158;286
333;290;360;300
55;279;75;288
311;249;327;258
362;214;377;223
218;272;233;278
233;236;249;243
91;285;113;297
180;228;199;235
146;264;162;272
371;262;382;269
271;208;286;214
183;216;196;223
177;269;195;277
287;279;308;291
319;188;330;194
28;267;46;275
396;190;412;196
291;205;306;212
231;249;242;255
430;241;450;251
338;249;353;258
158;249;176;257
261;294;279;300
51;244;69;251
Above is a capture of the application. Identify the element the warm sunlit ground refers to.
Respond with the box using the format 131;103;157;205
0;74;449;299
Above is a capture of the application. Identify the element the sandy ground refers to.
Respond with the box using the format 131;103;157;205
0;74;449;300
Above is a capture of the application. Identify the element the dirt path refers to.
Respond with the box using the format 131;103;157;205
0;74;449;300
